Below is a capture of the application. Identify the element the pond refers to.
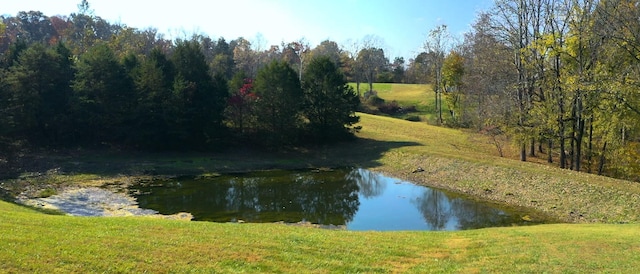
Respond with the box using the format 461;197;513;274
129;168;551;231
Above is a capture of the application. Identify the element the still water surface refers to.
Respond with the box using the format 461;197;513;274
129;168;546;231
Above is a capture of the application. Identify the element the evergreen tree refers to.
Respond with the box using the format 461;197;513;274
0;67;12;154
211;37;235;80
4;43;74;145
2;39;28;69
171;39;227;147
131;47;178;149
72;43;134;144
302;56;360;143
253;60;303;146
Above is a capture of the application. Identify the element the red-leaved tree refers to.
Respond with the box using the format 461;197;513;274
225;78;258;134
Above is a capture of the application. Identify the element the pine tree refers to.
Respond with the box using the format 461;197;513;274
253;60;303;146
71;43;134;144
302;56;360;143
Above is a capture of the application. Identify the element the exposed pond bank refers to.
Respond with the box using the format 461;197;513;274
2;146;640;224
18;187;193;220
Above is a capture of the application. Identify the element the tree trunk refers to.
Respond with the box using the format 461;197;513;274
476;90;484;131
570;134;575;170
538;139;544;154
560;132;566;169
529;138;536;157
438;91;443;124
547;138;553;163
434;90;440;124
299;60;303;81
569;98;576;170
598;141;607;175
574;95;584;172
575;116;584;172
555;49;566;169
435;88;442;124
435;64;443;124
587;118;593;173
520;143;527;162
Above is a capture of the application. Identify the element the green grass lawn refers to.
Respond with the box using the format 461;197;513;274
349;82;450;123
3;83;640;272
2;200;639;272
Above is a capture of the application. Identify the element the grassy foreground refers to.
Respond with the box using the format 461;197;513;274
2;201;640;273
3;83;640;271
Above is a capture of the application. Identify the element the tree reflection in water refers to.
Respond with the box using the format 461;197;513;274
346;168;386;198
412;187;520;230
132;169;361;225
130;168;548;230
413;189;452;230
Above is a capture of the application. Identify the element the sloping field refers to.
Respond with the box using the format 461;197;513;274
351;83;443;122
357;112;640;224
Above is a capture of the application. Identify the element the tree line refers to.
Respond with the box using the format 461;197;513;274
423;0;640;180
3;0;640;181
0;3;361;150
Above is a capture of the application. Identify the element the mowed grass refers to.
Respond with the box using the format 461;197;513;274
3;83;640;271
351;82;449;122
2;200;640;273
351;83;432;103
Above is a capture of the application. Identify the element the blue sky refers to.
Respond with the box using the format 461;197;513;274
2;0;493;60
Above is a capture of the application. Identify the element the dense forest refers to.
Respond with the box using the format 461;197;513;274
0;1;362;152
2;0;640;180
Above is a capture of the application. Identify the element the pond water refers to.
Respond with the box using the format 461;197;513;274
129;168;549;231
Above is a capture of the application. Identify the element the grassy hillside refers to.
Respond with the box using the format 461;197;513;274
357;113;640;224
350;83;450;123
353;83;433;106
2;83;640;272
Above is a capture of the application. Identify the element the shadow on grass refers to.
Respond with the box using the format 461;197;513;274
0;138;421;180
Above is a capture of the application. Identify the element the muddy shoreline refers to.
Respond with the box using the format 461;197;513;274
18;186;194;220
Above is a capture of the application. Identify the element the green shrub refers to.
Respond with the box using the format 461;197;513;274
366;95;385;107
